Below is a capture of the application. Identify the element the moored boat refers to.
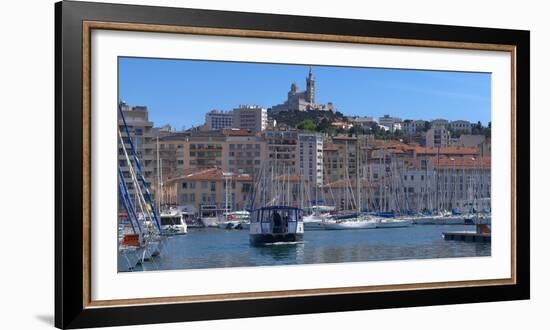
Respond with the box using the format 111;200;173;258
376;218;412;228
200;216;219;228
303;214;326;231
218;210;251;229
160;209;188;235
323;215;378;230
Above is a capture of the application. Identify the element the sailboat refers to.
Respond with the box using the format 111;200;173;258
323;136;378;230
301;176;333;231
248;161;304;245
155;138;187;235
117;104;166;270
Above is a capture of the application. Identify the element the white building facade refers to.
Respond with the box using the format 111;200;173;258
232;105;268;132
205;110;234;130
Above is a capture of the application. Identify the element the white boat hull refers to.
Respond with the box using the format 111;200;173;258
304;221;325;231
201;217;219;227
376;219;412;228
323;219;377;230
161;224;188;235
303;214;326;231
118;246;141;271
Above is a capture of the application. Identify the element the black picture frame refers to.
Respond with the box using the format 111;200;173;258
55;1;530;328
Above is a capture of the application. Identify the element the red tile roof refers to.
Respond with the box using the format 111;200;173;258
323;143;338;151
273;174;302;183
165;168;253;183
222;128;254;136
414;146;479;155
431;156;491;169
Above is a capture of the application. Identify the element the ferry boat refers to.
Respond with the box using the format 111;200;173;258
249;206;304;245
160;209;188;235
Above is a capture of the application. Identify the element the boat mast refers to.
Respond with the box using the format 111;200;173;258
224;172;230;221
160;158;163;208
156;136;161;212
356;134;360;213
436;146;440;212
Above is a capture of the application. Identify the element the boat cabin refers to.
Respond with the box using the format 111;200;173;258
249;206;304;245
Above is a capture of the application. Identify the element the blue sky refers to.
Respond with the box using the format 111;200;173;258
119;57;491;129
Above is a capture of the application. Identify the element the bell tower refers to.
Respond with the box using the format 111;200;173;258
306;65;315;104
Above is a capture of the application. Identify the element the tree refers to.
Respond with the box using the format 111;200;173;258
393;128;404;138
422;121;431;132
451;129;469;138
297;118;316;131
316;118;331;132
484;127;491;138
472;121;484;135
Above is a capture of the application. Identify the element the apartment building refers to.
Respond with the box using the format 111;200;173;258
232;105;268;132
163;168;254;215
118;102;155;201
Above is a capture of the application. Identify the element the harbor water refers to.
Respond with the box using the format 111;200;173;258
124;224;490;272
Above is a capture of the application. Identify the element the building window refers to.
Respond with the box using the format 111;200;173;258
181;182;187;189
210;182;216;191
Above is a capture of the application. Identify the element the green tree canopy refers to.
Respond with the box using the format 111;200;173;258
297;118;316;131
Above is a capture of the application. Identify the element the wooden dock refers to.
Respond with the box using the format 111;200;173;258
442;231;491;243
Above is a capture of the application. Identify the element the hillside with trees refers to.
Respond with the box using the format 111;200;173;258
268;109;345;130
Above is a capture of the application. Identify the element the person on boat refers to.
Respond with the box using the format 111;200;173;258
272;211;282;233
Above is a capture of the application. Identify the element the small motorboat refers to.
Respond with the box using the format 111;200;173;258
160;209;188;235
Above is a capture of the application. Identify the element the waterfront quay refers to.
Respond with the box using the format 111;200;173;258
127;225;490;272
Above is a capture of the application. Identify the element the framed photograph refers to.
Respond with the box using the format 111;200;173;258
55;1;530;328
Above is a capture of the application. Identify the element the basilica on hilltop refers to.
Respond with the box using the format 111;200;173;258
270;66;334;113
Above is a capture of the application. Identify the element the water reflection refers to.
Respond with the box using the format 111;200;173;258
256;243;305;263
